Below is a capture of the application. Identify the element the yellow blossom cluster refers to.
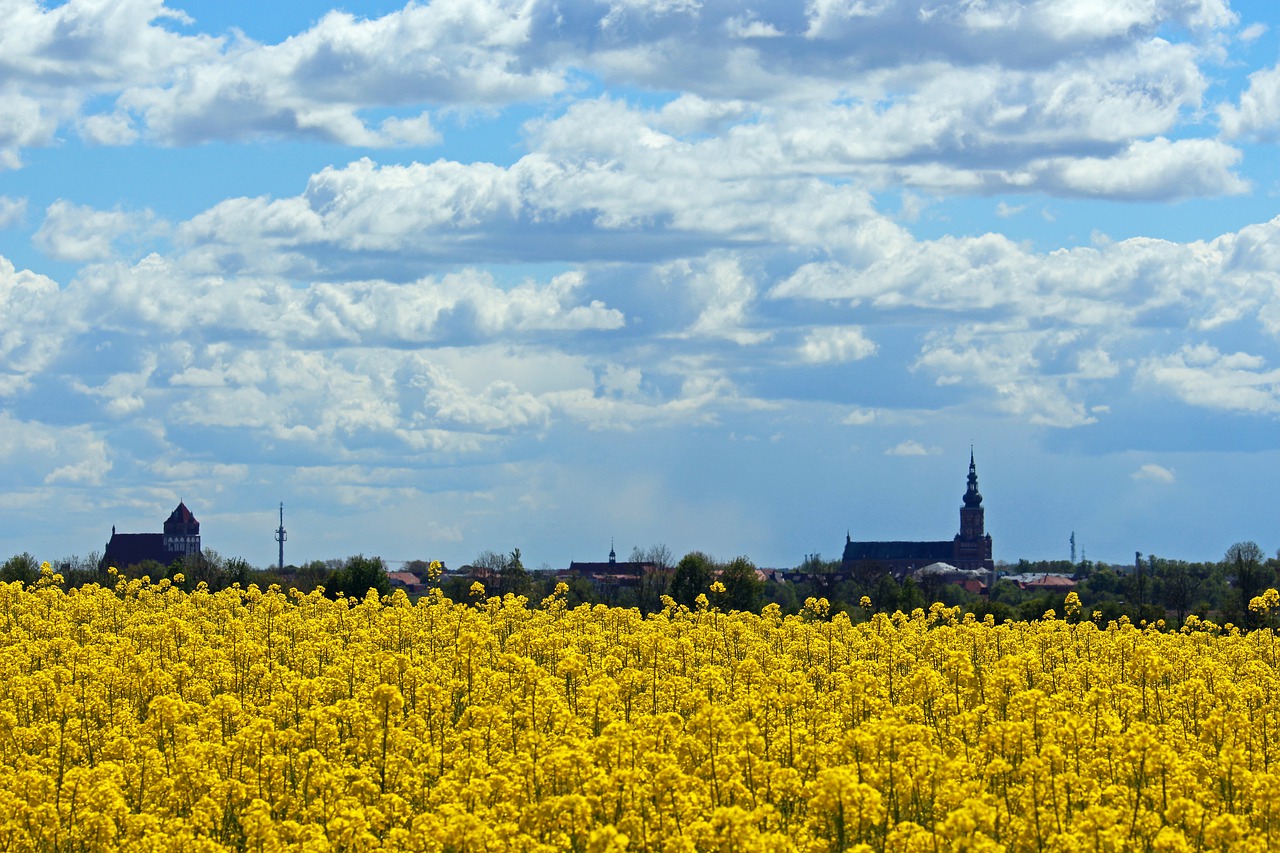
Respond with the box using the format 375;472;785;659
3;568;1280;852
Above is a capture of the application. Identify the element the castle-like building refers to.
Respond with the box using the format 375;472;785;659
101;501;202;571
841;452;994;576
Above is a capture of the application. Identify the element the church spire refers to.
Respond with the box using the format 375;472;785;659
963;449;983;508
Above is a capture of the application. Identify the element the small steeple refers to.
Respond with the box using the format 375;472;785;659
609;539;616;565
963;449;983;508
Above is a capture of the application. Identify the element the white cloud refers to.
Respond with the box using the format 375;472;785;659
0;257;64;394
78;112;140;146
45;441;112;485
769;224;1259;337
34;201;164;262
726;14;785;39
1240;23;1268;42
797;326;878;364
0;412;111;486
0;197;26;229
885;440;937;456
65;256;623;344
1049;138;1247;200
1132;463;1176;484
913;325;1101;427
115;2;562;147
843;408;877;425
1220;63;1280;139
432;379;551;431
0;0;220;157
674;257;771;345
72;352;159;417
1139;344;1280;415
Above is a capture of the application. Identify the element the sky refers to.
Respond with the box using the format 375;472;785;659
3;0;1280;572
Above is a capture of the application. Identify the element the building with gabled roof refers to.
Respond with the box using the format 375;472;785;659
561;543;657;589
101;501;202;571
841;453;995;577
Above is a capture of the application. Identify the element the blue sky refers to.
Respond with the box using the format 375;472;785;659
3;0;1280;571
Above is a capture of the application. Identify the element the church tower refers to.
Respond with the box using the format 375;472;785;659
163;501;201;557
953;451;994;570
960;450;984;540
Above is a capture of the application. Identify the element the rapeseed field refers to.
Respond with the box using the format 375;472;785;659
2;565;1279;851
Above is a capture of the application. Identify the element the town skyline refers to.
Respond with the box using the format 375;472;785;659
44;448;1275;573
3;1;1280;570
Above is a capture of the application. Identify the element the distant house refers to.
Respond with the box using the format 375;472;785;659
387;571;427;594
560;545;657;591
842;453;995;577
1006;573;1077;592
101;502;202;571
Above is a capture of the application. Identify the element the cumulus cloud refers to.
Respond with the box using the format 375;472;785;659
675;257;770;345
1139;344;1280;415
885;440;937;456
78;112;141;146
0;257;65;395
34;201;165;262
115;2;562;147
1048;138;1247;200
0;0;219;155
0;0;1247;219
1220;63;1280;140
1132;463;1176;484
0;197;26;229
0;412;111;486
913;325;1101;427
769;223;1261;336
66;258;623;344
72;352;158;417
797;326;878;364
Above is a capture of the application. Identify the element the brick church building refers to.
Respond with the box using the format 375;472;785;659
841;452;994;576
101;501;202;571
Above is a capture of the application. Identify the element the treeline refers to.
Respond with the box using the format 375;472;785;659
0;550;395;601
4;540;1278;629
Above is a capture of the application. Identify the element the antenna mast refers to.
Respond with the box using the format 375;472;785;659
275;502;287;571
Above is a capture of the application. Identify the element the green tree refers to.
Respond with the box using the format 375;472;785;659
499;548;530;597
1;553;38;585
1226;541;1270;625
328;554;391;599
1155;557;1195;625
898;576;925;613
670;551;714;608
718;555;763;613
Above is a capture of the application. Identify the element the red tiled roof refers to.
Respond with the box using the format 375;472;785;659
166;501;198;525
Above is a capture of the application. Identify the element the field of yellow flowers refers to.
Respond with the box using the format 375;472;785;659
3;568;1280;852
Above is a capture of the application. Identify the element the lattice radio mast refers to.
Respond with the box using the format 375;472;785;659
275;502;287;571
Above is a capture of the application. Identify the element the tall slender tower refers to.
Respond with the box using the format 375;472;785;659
953;450;994;570
275;502;287;571
959;450;984;540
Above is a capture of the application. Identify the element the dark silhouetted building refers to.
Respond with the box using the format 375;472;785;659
102;501;202;570
561;543;657;590
841;453;994;576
